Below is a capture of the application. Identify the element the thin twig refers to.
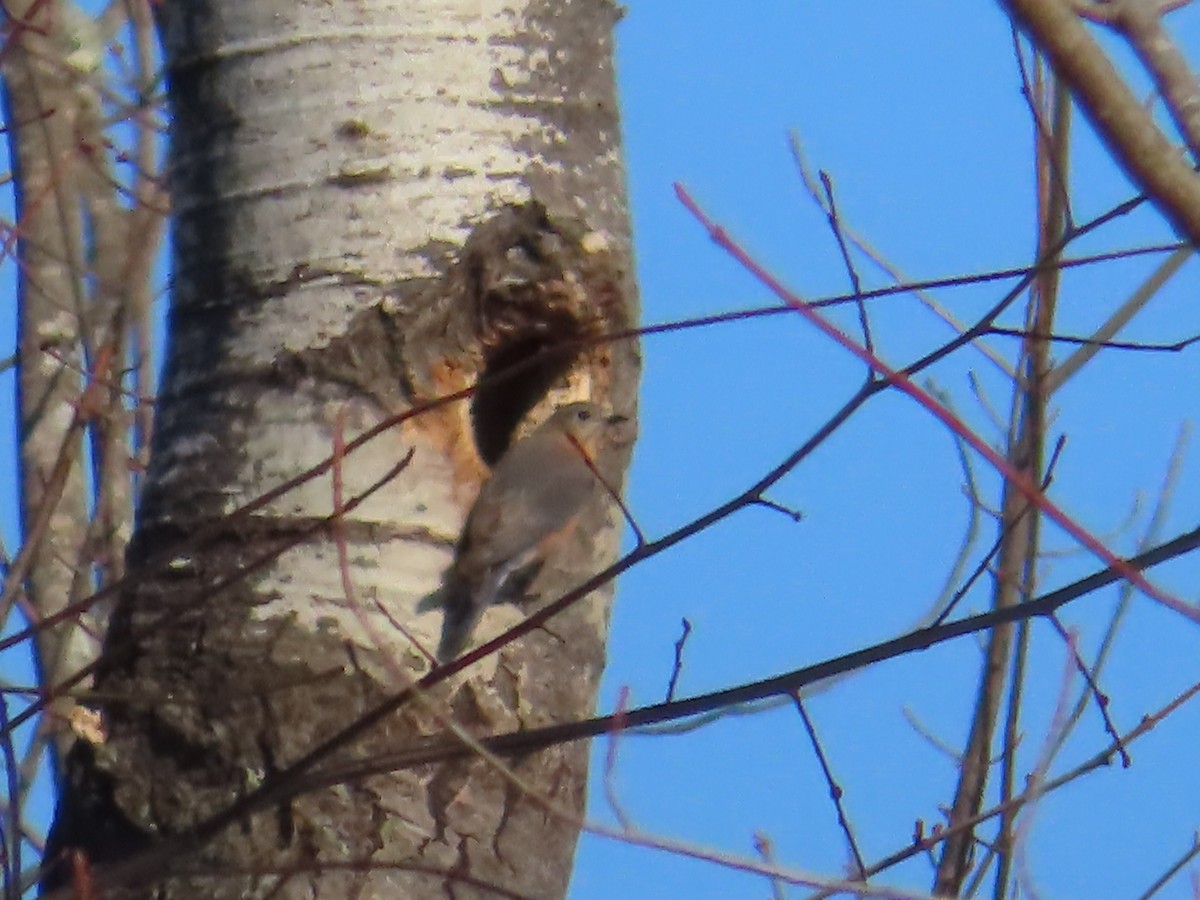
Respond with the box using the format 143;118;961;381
664;618;691;703
1136;830;1200;900
791;693;867;879
676;184;1192;623
817;170;873;361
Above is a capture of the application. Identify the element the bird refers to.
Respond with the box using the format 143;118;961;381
433;401;630;661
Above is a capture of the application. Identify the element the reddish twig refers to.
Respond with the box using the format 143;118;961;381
674;184;1194;625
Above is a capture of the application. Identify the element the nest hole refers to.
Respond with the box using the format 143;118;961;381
471;333;583;466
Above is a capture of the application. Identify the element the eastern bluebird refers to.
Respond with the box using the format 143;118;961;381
433;401;631;661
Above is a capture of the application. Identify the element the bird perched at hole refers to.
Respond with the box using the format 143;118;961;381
433;401;631;661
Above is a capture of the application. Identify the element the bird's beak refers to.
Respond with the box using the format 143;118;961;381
605;413;637;444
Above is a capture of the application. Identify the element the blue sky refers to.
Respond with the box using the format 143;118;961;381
572;2;1200;898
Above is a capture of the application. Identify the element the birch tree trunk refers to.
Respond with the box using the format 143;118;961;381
46;1;638;897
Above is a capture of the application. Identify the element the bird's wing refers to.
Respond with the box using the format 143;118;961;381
461;436;595;568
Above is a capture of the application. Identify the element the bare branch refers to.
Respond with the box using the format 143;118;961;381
1000;0;1200;244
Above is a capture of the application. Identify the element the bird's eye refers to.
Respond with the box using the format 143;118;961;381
576;408;592;421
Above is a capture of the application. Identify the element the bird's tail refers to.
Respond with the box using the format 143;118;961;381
433;568;511;662
434;574;481;662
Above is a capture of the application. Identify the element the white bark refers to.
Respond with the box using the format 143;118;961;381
48;1;636;897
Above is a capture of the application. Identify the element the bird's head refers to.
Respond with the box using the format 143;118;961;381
544;401;634;452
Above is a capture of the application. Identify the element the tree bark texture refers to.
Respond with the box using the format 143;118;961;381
46;1;638;897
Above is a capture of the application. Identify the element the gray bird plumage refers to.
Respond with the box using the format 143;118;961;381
434;402;627;661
